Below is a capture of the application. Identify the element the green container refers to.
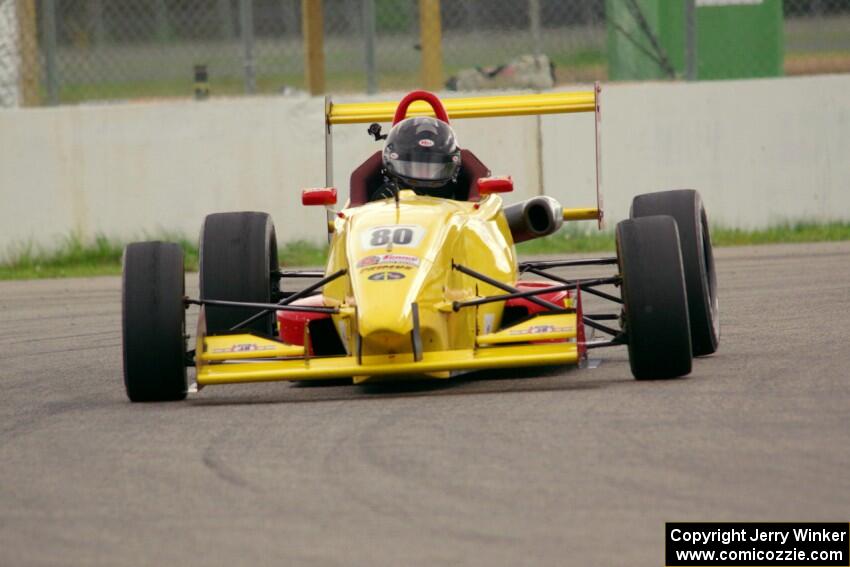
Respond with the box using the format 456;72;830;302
606;0;783;80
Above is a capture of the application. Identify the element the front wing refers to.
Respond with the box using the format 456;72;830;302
195;313;581;386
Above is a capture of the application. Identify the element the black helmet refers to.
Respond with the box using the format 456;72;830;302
382;117;461;191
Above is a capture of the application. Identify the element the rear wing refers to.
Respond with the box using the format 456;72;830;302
328;90;596;124
323;84;603;227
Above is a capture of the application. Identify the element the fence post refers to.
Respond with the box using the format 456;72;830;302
362;0;377;94
41;0;58;105
418;0;443;91
302;0;325;95
240;0;256;93
15;0;40;105
529;0;542;57
685;0;697;81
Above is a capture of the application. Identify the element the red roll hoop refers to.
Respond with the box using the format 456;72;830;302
392;90;450;125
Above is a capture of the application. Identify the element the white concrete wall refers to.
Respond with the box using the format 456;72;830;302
1;74;848;259
1;97;329;255
544;74;850;229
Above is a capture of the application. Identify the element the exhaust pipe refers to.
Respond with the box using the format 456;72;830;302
503;196;563;243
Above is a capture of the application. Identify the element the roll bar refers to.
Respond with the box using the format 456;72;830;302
322;84;603;235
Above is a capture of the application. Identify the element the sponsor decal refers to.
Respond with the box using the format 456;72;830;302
356;253;420;269
378;254;419;266
418;139;434;148
362;225;426;249
367;271;406;281
360;264;414;273
357;255;380;268
508;324;574;336
212;343;276;354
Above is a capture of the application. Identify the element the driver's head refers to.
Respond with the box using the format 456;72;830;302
382;117;461;195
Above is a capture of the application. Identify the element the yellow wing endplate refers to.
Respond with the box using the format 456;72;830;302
476;313;578;346
327;90;597;125
200;334;305;362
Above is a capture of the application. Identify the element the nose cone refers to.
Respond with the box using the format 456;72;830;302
361;328;411;355
354;263;421;353
346;195;462;354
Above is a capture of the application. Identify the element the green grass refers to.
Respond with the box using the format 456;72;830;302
275;240;328;267
712;222;850;246
517;224;616;255
2;222;850;280
517;221;850;256
0;234;325;280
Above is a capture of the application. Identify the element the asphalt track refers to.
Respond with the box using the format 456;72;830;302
1;242;849;566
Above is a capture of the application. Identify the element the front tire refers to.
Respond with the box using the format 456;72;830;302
199;212;279;336
122;242;187;402
617;216;692;380
631;189;719;355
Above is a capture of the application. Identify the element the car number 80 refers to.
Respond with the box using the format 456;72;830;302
361;225;425;249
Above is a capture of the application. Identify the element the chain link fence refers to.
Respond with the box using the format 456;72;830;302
785;0;850;75
0;0;848;107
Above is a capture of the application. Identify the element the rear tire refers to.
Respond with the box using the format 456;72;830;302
199;212;279;336
617;216;692;380
122;242;187;402
631;189;719;355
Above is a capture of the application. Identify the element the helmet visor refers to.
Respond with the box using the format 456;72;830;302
390;158;457;183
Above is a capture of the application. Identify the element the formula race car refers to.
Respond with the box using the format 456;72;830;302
121;88;719;401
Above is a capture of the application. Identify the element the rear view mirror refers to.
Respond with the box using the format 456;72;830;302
476;176;514;195
302;187;338;206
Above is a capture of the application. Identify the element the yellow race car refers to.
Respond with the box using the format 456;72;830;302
121;88;718;402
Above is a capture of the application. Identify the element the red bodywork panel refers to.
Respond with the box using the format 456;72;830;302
476;176;514;195
302;186;338;206
278;294;330;354
507;281;577;346
507;281;571;315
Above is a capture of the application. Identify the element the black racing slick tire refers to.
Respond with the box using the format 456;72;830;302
631;189;719;356
199;212;279;336
616;216;692;380
122;242;187;402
